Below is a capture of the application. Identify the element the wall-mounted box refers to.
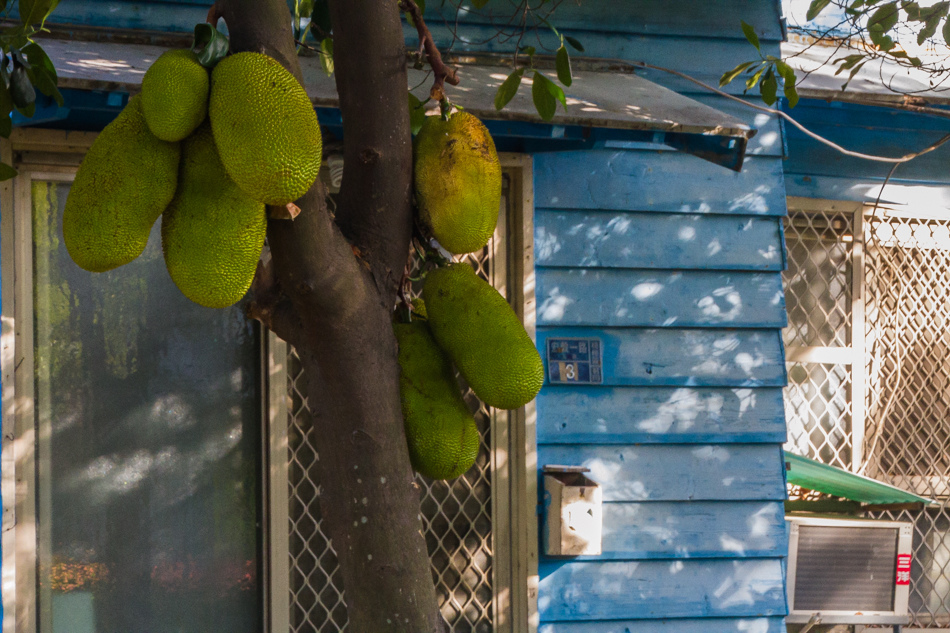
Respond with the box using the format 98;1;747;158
542;465;602;556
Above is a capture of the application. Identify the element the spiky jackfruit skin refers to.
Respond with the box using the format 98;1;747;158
141;49;210;142
423;263;543;410
414;112;501;254
209;52;322;205
395;321;479;480
63;95;180;273
161;124;266;309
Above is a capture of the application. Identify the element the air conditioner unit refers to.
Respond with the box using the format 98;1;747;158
786;515;913;627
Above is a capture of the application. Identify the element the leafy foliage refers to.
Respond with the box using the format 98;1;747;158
719;20;798;107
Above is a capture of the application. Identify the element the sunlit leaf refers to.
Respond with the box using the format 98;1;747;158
320;37;334;76
745;65;766;90
531;71;556;121
555;44;572;87
741;20;760;51
719;60;757;87
494;67;523;110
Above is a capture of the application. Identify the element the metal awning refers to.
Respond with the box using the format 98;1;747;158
36;37;753;171
785;451;933;506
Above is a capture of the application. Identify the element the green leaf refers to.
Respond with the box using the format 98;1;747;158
0;162;17;181
521;45;536;58
784;80;800;108
841;60;868;90
741;20;760;51
531;71;557;121
745;65;766;90
408;92;426;135
555;44;572;87
22;42;62;106
10;65;34;112
319;37;333;76
775;59;799;107
298;0;314;19
719;60;756;87
0;81;13;138
193;23;230;68
760;68;777;105
564;36;585;52
18;0;59;26
494;67;523;110
942;16;950;45
806;0;833;20
470;0;489;7
868;2;899;32
833;53;866;74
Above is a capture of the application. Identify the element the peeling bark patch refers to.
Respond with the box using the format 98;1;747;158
359;148;381;164
361;516;368;523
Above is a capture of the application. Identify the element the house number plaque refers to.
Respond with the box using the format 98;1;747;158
546;338;603;385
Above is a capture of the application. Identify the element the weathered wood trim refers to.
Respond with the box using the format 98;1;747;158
1;136;15;633
265;332;290;633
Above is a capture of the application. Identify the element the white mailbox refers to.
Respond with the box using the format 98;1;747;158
542;465;603;556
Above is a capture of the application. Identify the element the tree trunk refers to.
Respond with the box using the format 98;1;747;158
218;1;445;631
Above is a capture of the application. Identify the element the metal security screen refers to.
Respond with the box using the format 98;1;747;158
782;199;950;627
282;181;517;633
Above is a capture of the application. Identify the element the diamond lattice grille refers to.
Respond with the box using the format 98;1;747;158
863;213;950;628
285;243;500;633
782;209;854;472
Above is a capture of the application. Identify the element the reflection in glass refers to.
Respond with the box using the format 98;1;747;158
32;181;262;633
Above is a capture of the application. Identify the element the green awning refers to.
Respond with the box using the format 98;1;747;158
785;451;934;505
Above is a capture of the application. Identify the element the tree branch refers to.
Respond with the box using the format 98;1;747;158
399;0;460;102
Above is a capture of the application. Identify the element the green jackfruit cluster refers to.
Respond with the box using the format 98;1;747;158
210;52;322;205
162;124;266;308
141;49;209;142
64;49;322;309
423;263;544;410
63;95;180;273
395;320;479;480
414;111;501;255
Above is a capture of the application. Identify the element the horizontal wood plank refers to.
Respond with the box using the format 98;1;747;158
538;617;787;633
536;386;787;444
784;172;950;207
535;211;785;271
537;444;786;501
536;269;786;328
536;328;787;388
538;558;786;620
534;152;787;215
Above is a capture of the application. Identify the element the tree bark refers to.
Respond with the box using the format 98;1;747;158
218;1;445;631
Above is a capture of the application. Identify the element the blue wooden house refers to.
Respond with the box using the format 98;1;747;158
0;2;794;633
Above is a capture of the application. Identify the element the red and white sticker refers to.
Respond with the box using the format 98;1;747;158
896;553;912;586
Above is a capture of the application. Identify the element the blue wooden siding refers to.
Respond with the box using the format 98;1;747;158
530;6;789;624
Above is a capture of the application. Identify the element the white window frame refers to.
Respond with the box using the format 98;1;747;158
0;131;539;633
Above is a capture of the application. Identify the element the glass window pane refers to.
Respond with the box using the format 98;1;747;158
32;180;262;633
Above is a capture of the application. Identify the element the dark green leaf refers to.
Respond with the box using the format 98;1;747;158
22;42;62;106
521;46;536;58
470;0;489;7
868;2;899;32
942;16;950;45
564;36;584;52
806;0;833;20
193;23;230;68
531;71;556;121
494;67;523;110
741;20;760;51
841;60;868;89
904;1;922;20
918;15;940;43
298;0;314;19
408;92;426;135
760;68;777;105
311;0;332;36
0;0;8;13
0;163;17;181
319;37;333;76
784;79;799;108
834;53;866;74
0;81;13;137
18;0;59;26
719;60;757;87
555;44;572;87
10;65;34;112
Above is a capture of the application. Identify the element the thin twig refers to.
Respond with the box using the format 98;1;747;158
398;0;459;101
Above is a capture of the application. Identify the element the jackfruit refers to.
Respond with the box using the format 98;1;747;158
423;263;543;410
141;49;210;142
413;111;501;254
208;52;322;205
395;320;479;480
63;95;180;272
162;123;266;308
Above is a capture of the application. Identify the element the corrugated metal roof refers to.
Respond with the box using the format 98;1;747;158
35;37;753;170
785;451;933;505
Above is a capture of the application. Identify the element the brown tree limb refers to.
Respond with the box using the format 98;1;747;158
206;2;222;25
399;0;459;102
